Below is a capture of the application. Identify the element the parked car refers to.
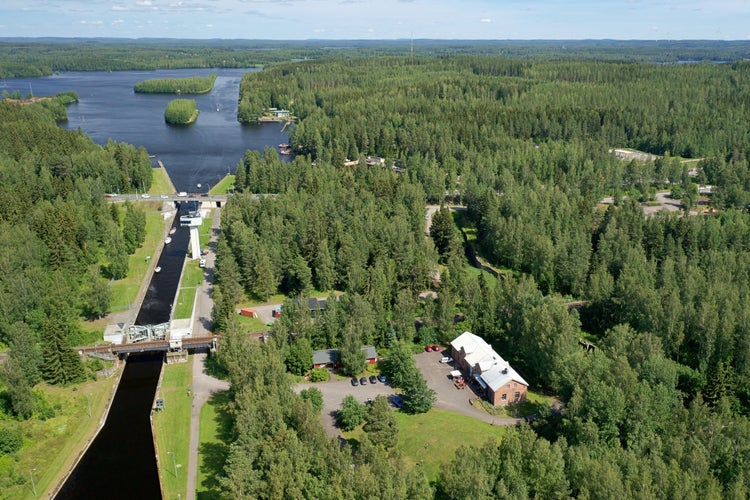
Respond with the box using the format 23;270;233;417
440;356;453;364
141;193;151;199
369;375;378;384
351;378;359;387
390;395;404;408
432;345;441;352
377;373;387;383
199;258;206;268
360;377;368;385
424;345;432;352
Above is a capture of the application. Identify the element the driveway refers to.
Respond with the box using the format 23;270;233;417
414;348;521;426
296;375;396;437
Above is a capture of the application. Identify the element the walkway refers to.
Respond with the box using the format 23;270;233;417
185;353;229;500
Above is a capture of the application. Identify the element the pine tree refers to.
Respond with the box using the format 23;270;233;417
40;317;86;385
252;249;276;301
363;395;399;449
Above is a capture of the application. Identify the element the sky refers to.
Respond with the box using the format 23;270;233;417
0;0;748;40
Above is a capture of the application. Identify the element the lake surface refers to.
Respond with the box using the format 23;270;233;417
3;68;288;192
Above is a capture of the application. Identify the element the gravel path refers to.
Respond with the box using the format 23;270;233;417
186;353;229;500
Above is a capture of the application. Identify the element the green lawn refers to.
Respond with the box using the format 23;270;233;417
152;359;193;500
235;313;268;331
174;287;198;320
474;389;556;418
149;165;175;194
0;374;119;499
195;212;214;249
343;408;505;483
197;391;231;500
211;175;234;195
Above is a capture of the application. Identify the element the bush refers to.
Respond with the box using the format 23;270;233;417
0;425;22;456
337;395;365;431
308;368;330;382
300;387;324;413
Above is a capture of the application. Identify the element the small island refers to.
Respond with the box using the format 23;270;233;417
134;74;217;94
164;98;199;125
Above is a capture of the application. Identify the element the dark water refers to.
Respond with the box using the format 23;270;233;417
136;203;194;326
55;352;163;500
3;68;288;192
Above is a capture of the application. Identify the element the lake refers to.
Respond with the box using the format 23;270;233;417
3;68;288;192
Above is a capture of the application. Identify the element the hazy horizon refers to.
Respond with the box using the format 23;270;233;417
1;1;748;41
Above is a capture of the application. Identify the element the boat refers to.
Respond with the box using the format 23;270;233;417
154;266;161;273
278;143;292;155
169;228;176;235
165;237;172;244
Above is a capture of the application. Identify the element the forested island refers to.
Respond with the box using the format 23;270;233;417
3;39;750;499
134;74;216;94
164;98;199;124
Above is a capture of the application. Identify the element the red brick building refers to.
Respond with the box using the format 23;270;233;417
450;331;528;406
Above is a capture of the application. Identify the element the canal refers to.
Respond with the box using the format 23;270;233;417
56;204;194;499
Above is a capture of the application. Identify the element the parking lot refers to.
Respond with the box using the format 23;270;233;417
297;348;522;437
415;347;521;426
296;374;397;437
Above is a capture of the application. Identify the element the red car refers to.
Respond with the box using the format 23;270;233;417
425;345;432;352
432;345;441;352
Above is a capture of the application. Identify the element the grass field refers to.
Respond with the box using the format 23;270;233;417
0;373;120;499
343;408;505;483
235;313;268;331
174;287;198;320
197;213;214;248
149;165;176;194
152;359;193;500
174;258;205;320
197;391;231;500
211;175;234;195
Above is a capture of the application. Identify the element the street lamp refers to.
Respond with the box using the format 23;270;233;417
167;451;178;478
30;468;37;497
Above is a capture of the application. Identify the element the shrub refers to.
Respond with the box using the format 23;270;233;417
300;387;324;413
308;368;330;382
0;425;22;456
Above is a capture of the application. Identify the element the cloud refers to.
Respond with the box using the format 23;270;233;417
79;20;104;25
112;19;125;25
480;18;492;23
111;5;128;11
